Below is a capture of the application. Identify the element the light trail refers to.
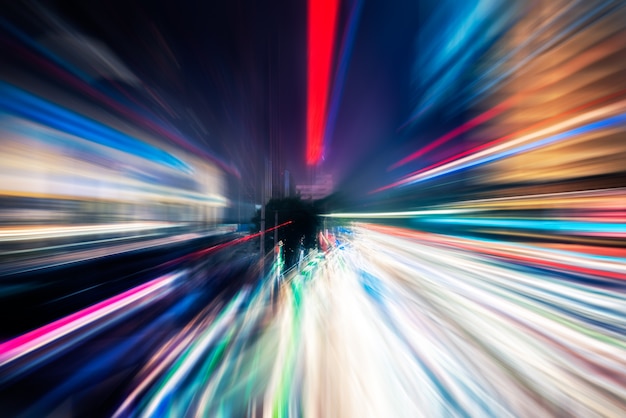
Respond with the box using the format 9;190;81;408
0;222;183;241
376;102;626;191
322;208;480;219
431;188;626;211
0;272;183;369
119;224;626;416
390;95;517;170
0;18;239;176
306;0;339;165
0;81;191;174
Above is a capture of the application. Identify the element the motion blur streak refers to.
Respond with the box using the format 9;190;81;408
0;17;237;175
0;82;191;174
306;0;339;165
116;224;626;417
381;0;626;196
0;272;182;377
382;86;626;192
390;96;515;170
380;105;626;191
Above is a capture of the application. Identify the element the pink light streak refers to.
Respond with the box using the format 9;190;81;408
0;272;180;366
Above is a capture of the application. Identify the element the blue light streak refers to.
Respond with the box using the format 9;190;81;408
0;81;192;174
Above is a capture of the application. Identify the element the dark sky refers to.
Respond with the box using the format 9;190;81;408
1;0;464;207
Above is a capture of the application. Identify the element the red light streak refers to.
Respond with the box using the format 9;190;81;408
390;96;517;170
306;0;339;165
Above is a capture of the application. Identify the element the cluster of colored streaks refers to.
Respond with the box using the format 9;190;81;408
435;188;626;212
325;224;625;416
136;290;249;417
392;69;626;171
0;17;237;176
379;102;626;191
383;0;626;195
364;223;626;282
306;0;339;164
388;85;626;187
113;248;326;416
112;302;224;417
458;0;623;108
117;249;285;416
0;227;266;416
86;220;624;417
0;16;233;226
0;112;228;222
5;214;622;416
